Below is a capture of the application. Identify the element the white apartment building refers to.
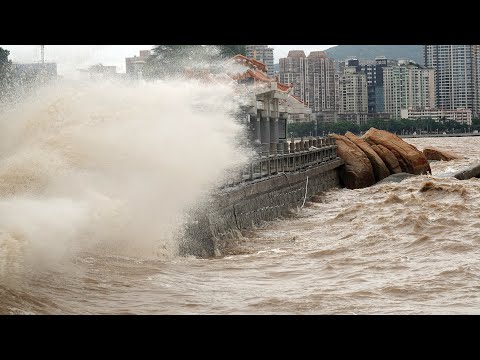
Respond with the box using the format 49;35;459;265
383;60;435;118
400;107;472;125
338;67;368;120
424;45;475;113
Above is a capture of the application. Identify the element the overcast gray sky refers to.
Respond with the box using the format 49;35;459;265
0;45;336;77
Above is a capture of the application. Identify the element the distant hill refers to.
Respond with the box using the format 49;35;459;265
325;45;424;64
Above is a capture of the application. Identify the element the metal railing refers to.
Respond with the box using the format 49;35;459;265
222;137;338;188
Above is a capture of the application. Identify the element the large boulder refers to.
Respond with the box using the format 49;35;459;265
363;128;431;175
345;131;391;182
389;148;409;172
376;172;417;185
423;147;461;161
370;144;403;174
453;163;480;180
329;134;376;189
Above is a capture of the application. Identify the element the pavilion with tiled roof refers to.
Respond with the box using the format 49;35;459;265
228;54;311;155
183;54;311;155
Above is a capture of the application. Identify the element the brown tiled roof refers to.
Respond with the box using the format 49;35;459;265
184;54;296;97
231;68;293;92
277;83;292;92
290;94;305;104
231;54;267;73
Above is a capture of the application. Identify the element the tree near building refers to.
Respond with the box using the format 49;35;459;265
144;45;246;79
472;117;480;131
0;47;14;99
218;45;246;57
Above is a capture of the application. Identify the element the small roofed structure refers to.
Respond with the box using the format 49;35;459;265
227;55;311;155
183;54;312;155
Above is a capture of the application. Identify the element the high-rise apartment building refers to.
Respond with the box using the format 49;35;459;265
383;60;435;118
307;51;336;113
472;45;480;116
246;45;275;77
359;56;390;113
279;50;308;104
339;67;368;116
279;50;336;114
424;45;475;113
336;63;368;124
334;73;340;113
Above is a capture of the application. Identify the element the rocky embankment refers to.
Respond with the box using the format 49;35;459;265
330;128;436;189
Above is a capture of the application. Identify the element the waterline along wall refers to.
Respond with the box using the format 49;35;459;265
183;137;343;257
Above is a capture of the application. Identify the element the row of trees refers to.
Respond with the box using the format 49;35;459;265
287;117;480;137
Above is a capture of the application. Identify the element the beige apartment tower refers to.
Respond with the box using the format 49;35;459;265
279;50;336;114
307;51;336;113
338;67;368;116
279;50;309;104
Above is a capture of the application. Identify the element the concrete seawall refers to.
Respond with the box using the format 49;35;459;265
183;157;344;257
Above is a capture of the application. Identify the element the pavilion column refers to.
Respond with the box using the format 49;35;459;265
269;117;279;155
250;114;261;143
260;112;270;155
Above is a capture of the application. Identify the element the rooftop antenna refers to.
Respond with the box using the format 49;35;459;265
40;45;45;64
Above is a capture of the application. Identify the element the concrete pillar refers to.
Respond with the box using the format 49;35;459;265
300;137;305;152
260;115;270;155
308;137;313;148
290;140;295;153
270;117;279;155
269;143;277;156
260;116;270;144
282;141;289;154
270;118;279;143
331;137;337;158
250;115;260;143
278;117;287;141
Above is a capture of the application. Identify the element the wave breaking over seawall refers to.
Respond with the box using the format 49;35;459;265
0;78;251;281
